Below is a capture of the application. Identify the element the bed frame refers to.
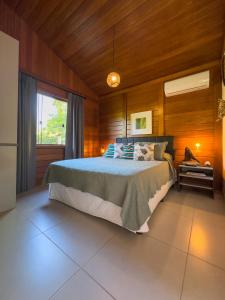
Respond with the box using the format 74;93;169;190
116;136;175;159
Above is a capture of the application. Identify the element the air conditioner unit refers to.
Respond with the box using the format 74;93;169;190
164;70;210;97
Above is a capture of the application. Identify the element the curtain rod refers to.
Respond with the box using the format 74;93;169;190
20;69;87;99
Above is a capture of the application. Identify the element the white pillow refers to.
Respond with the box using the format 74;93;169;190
114;143;124;158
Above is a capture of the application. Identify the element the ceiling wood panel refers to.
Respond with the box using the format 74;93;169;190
5;0;225;96
54;0;146;60
48;0;109;48
25;0;63;31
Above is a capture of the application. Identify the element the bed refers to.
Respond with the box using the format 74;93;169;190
45;136;175;233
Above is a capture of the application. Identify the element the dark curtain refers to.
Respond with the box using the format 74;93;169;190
17;73;37;193
65;93;84;159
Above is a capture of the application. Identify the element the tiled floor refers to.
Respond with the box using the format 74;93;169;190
1;187;225;300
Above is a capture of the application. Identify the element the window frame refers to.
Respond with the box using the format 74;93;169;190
36;91;68;146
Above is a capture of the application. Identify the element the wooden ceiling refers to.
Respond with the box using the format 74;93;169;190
5;0;225;96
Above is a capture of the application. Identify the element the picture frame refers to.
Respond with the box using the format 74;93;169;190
222;52;225;85
131;111;152;135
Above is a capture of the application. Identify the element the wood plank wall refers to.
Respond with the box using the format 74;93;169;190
165;67;222;187
0;0;100;185
100;63;222;189
127;82;164;137
222;35;225;196
100;94;126;145
36;146;65;185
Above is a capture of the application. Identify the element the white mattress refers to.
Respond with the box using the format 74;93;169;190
49;180;173;233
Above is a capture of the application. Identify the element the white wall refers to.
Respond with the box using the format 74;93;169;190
0;31;19;212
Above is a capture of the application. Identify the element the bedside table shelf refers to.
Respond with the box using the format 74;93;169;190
177;164;214;197
178;164;213;171
179;173;213;181
179;182;213;191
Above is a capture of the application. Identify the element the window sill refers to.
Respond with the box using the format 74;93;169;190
36;144;65;149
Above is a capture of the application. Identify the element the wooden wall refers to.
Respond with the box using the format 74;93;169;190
36;146;65;185
100;81;164;143
100;62;222;189
100;93;126;146
164;67;222;187
0;0;100;159
0;0;100;185
222;35;225;196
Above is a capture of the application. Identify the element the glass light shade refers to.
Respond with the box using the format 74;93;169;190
106;72;120;88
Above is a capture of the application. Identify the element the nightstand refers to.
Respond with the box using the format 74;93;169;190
177;164;214;197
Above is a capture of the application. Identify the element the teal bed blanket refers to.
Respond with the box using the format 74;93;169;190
44;157;174;231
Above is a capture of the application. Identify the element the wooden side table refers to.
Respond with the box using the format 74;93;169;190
177;164;214;197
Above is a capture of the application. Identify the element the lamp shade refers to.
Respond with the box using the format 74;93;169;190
106;72;120;88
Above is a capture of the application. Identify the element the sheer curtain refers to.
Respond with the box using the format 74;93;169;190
65;93;84;159
17;72;37;193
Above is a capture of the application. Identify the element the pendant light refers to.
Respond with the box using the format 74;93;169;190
107;26;120;88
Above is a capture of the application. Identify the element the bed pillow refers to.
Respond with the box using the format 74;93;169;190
120;144;134;159
104;144;115;158
154;142;168;161
134;143;155;161
114;143;124;158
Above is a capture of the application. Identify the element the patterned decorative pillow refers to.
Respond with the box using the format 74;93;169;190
120;144;134;159
114;143;124;158
104;144;115;158
134;143;155;161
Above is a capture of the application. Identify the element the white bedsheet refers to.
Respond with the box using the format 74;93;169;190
49;180;173;233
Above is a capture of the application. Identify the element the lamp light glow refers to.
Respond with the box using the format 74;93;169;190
107;72;120;88
195;143;201;149
100;146;105;155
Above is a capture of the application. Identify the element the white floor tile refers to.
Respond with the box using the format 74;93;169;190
148;204;192;251
186;191;225;213
85;231;186;300
194;209;225;229
45;211;118;266
16;187;50;214
52;270;114;300
0;209;41;257
25;200;78;232
0;187;223;299
190;216;225;269
182;255;225;300
0;234;79;300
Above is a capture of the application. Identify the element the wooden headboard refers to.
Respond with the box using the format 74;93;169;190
116;136;175;158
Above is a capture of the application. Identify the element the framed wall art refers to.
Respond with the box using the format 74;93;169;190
131;111;152;135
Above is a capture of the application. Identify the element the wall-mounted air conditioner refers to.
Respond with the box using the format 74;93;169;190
164;70;210;97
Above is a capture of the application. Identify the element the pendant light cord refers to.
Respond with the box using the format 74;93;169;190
113;26;115;67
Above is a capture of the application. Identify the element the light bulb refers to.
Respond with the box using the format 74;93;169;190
107;72;120;88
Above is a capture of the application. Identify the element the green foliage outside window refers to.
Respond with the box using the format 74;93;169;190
37;94;67;145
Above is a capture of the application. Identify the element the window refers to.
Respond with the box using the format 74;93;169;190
37;93;68;145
